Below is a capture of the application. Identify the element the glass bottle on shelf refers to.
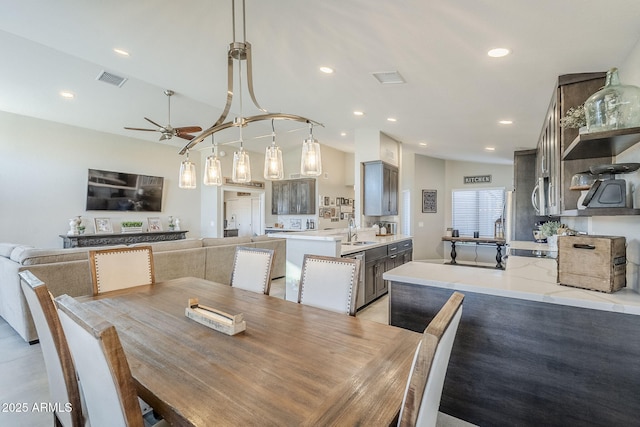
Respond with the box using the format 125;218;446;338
584;67;640;132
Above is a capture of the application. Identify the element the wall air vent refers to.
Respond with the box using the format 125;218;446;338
371;71;406;84
96;70;128;87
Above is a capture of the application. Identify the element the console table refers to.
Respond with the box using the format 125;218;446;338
441;236;506;269
60;230;188;248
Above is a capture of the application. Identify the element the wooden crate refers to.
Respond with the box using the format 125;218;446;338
558;235;626;293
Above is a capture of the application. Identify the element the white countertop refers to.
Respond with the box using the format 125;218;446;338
383;260;640;315
270;228;412;254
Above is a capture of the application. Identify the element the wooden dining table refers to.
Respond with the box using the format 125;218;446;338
76;277;421;426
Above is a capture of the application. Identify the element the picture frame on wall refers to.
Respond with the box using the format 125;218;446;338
147;217;162;232
422;189;437;213
94;218;113;234
324;196;330;206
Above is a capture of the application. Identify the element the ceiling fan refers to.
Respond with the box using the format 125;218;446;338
125;90;202;141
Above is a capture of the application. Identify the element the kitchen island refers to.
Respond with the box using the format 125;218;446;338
383;261;640;426
271;228;412;304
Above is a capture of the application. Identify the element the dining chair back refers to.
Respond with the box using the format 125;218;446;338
89;246;155;295
56;294;145;427
298;254;361;316
398;291;465;427
230;246;274;295
19;270;85;427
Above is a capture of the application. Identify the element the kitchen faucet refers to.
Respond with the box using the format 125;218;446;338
347;217;357;242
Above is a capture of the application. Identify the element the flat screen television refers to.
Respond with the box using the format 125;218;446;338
86;168;164;211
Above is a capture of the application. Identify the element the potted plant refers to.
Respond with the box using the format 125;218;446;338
539;221;563;250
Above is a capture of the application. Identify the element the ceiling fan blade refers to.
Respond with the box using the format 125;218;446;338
176;133;195;141
175;126;202;133
144;117;163;128
124;127;157;132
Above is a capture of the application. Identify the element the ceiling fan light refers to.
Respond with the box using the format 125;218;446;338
232;148;251;183
204;154;223;186
264;145;284;180
300;137;322;177
178;153;197;189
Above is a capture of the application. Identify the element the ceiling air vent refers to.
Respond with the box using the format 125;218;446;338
96;70;128;87
371;71;406;84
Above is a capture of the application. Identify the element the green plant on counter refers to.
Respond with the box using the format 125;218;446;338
121;221;143;228
539;221;562;237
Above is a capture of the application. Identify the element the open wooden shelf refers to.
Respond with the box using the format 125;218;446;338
562;127;640;161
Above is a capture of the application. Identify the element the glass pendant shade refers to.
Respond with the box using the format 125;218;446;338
264;144;284;180
178;156;197;189
232;148;251;183
203;154;222;186
300;137;322;176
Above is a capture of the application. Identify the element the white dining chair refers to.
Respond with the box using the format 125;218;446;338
19;270;86;427
298;254;361;316
230;246;274;295
89;246;155;295
55;294;168;427
398;291;465;427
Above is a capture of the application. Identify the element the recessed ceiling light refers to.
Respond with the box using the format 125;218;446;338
340;132;347;136
488;48;510;58
113;48;130;57
498;120;513;125
59;91;75;99
485;146;496;151
319;66;334;74
353;111;364;116
419;142;427;147
387;117;397;122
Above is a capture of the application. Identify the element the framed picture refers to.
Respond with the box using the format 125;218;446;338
422;189;437;213
324;196;330;206
148;217;162;232
348;198;353;206
94;218;113;234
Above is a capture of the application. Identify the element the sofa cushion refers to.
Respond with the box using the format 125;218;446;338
131;238;203;252
10;245;35;263
0;243;19;258
202;236;252;247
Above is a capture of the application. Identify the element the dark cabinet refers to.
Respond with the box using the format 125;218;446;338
536;72;610;214
361;239;412;307
271;178;316;215
363;161;398;216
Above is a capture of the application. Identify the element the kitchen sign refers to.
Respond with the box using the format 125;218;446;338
464;175;491;184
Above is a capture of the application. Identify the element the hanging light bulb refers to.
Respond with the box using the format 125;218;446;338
204;135;223;186
178;150;197;189
300;123;322;176
232;119;251;183
264;119;284;180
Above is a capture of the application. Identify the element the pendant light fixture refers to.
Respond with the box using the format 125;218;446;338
178;150;197;189
264;119;284;180
203;135;222;186
300;123;322;176
178;0;323;181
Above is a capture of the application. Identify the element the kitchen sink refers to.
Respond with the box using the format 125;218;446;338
342;241;376;246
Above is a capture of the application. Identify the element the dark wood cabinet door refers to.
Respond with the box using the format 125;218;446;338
364;261;376;304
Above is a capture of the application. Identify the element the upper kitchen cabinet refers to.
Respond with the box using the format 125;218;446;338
363;161;398;216
271;178;316;215
536;72;610;214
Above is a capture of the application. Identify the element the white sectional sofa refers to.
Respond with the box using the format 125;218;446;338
0;235;285;343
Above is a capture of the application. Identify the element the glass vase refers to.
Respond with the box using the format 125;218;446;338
584;67;640;132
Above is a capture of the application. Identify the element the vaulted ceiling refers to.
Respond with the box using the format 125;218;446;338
1;0;639;164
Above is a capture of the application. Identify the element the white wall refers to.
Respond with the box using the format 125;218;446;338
0;110;202;248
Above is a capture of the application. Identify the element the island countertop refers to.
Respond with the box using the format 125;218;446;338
383;260;640;315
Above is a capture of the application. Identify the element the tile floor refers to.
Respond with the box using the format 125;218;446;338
0;278;474;426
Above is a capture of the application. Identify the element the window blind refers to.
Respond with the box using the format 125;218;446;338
452;188;504;237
